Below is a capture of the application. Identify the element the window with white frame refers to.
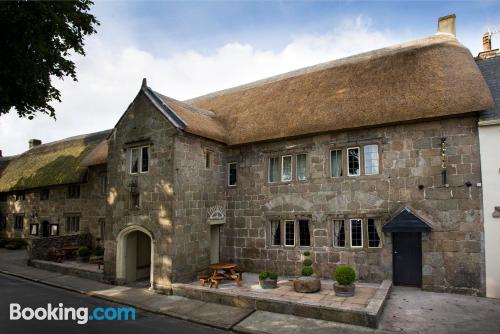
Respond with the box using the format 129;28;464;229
284;220;295;246
350;219;363;247
347;147;360;176
296;154;307;181
367;218;381;247
50;224;59;236
364;145;379;175
333;220;346;247
228;162;237;186
30;224;39;236
271;220;281;246
281;155;292;182
268;157;279;182
330;149;343;177
129;146;149;174
298;220;311;246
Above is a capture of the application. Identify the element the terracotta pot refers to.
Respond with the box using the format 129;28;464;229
293;276;321;293
259;278;278;289
333;282;355;297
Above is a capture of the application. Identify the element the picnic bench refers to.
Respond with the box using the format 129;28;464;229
198;263;243;288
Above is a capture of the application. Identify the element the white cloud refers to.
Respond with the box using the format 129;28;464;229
0;15;404;156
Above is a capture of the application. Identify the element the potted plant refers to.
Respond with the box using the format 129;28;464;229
77;246;91;262
259;271;278;289
333;265;356;297
293;251;321;293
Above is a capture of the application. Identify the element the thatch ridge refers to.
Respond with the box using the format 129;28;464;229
0;130;112;192
175;34;493;145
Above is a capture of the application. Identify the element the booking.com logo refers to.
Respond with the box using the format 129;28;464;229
10;303;136;325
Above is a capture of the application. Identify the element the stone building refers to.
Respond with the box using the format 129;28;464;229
0;16;495;296
476;34;500;298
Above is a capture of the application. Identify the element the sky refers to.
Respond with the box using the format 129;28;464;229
1;0;500;155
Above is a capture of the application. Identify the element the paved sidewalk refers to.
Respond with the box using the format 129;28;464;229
0;249;252;330
2;249;500;334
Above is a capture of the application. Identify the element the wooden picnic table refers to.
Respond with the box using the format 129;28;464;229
206;262;242;288
61;246;79;259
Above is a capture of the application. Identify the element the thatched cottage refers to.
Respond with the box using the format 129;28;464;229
0;16;496;296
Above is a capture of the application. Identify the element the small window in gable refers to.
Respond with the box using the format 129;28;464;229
141;146;149;173
228;162;237;186
130;147;140;174
205;150;214;169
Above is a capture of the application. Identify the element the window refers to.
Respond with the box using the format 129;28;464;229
40;188;49;201
298;220;311;246
14;215;24;230
284;220;295;246
50;224;59;236
30;224;39;236
281;155;292;182
0;193;7;202
330;149;343;177
347;147;360;176
296;154;307;181
100;175;107;196
364;145;379;175
65;215;80;233
141;146;149;173
228;163;237;186
271;220;281;246
205;150;214;169
15;192;25;201
129;146;149;174
350;219;363;247
0;215;6;230
333;220;346;247
268;157;279;182
130;192;140;209
368;218;381;248
130;147;140;173
68;184;80;198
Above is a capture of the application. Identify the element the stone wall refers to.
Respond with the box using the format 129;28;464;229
104;91;176;291
28;233;93;260
171;133;226;282
0;164;106;244
220;117;484;295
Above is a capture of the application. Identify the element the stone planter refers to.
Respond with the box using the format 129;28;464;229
293;276;321;293
259;278;278;289
333;282;355;297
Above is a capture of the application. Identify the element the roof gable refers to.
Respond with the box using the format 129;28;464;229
383;208;432;233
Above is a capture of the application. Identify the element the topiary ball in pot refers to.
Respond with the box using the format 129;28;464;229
333;265;356;297
259;271;278;289
293;251;321;293
77;246;91;262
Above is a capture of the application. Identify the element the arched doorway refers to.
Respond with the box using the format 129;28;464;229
41;221;50;237
116;226;154;288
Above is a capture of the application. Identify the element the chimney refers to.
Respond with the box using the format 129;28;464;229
29;139;42;149
483;32;492;52
437;14;456;36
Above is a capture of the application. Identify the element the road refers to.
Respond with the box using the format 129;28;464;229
0;273;227;334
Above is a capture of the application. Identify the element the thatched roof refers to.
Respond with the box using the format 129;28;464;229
80;139;109;167
158;34;492;145
0;130;112;192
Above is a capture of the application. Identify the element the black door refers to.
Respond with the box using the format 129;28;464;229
392;232;422;286
42;221;50;237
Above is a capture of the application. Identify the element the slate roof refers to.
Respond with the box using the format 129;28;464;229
477;56;500;122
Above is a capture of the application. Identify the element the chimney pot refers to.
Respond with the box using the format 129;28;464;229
437;14;456;37
483;32;492;52
29;139;42;149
